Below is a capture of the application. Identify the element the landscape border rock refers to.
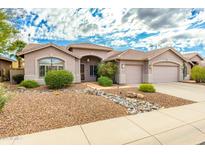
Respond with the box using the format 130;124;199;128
77;88;161;114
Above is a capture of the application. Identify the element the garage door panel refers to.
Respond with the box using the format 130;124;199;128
126;65;142;84
153;65;179;83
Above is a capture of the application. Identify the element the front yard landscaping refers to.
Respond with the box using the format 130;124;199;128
0;82;194;139
0;83;127;138
104;88;194;108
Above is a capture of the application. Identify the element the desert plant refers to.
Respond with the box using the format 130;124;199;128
191;66;205;83
19;80;39;88
45;70;74;89
97;76;113;87
139;84;156;93
12;74;24;84
0;86;9;112
97;62;118;79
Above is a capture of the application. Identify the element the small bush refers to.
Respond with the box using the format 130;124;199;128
12;74;24;84
139;84;156;93
191;66;205;83
98;76;113;87
45;70;74;89
0;86;9;112
97;62;118;79
20;80;39;88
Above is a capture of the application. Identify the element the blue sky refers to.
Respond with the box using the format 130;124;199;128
5;8;205;56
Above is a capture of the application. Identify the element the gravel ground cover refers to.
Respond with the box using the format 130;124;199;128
0;89;127;138
104;88;194;108
0;82;194;138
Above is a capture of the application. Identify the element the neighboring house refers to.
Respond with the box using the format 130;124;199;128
17;43;191;84
183;53;204;66
0;56;14;81
12;60;24;69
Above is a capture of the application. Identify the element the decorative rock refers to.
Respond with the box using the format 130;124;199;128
79;87;161;114
137;93;145;99
126;91;137;98
17;86;26;90
17;86;26;92
53;91;61;95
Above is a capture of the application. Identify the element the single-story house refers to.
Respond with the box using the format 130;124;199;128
0;56;14;81
17;43;193;84
183;53;204;66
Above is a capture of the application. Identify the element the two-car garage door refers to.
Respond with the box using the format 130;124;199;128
152;65;179;83
124;63;179;84
125;63;179;84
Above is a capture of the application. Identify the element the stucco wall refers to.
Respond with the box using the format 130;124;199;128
10;69;24;83
24;46;80;84
71;48;109;60
148;50;184;83
184;62;192;80
0;60;12;70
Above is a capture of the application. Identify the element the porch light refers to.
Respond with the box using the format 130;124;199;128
87;58;90;62
121;64;125;69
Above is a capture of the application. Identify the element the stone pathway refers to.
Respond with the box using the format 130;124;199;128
1;102;205;145
86;82;130;90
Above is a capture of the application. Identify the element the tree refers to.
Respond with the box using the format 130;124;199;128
97;62;118;80
191;66;205;83
8;40;26;68
0;10;18;53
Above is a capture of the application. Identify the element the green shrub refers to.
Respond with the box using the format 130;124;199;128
139;84;156;93
20;80;39;88
12;74;24;84
0;86;9;112
97;62;118;79
45;70;74;89
98;76;113;87
191;66;205;83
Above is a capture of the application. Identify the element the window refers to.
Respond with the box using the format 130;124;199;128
39;57;64;77
90;65;97;76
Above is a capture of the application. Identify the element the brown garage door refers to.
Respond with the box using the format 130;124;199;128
125;65;142;84
153;65;179;83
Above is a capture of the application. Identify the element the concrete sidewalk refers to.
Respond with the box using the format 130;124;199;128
1;102;205;145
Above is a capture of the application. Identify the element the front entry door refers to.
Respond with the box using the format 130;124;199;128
80;64;85;81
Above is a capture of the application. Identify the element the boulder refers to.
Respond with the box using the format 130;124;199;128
17;86;26;92
126;91;137;98
53;91;61;95
137;93;145;99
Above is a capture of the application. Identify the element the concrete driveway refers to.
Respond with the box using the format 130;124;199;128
153;82;205;102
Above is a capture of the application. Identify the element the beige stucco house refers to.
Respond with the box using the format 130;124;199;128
17;43;197;84
183;53;204;66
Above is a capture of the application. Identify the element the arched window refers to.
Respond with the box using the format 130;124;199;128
39;57;64;77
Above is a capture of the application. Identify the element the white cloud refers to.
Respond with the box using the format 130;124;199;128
111;40;127;46
10;8;205;54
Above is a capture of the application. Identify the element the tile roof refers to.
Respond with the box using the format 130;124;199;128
105;47;188;62
0;55;15;62
17;43;79;59
68;43;113;51
183;53;204;60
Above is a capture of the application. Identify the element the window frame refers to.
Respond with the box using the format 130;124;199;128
89;65;97;77
38;57;64;78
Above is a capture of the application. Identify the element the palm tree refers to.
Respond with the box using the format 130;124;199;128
8;40;26;68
